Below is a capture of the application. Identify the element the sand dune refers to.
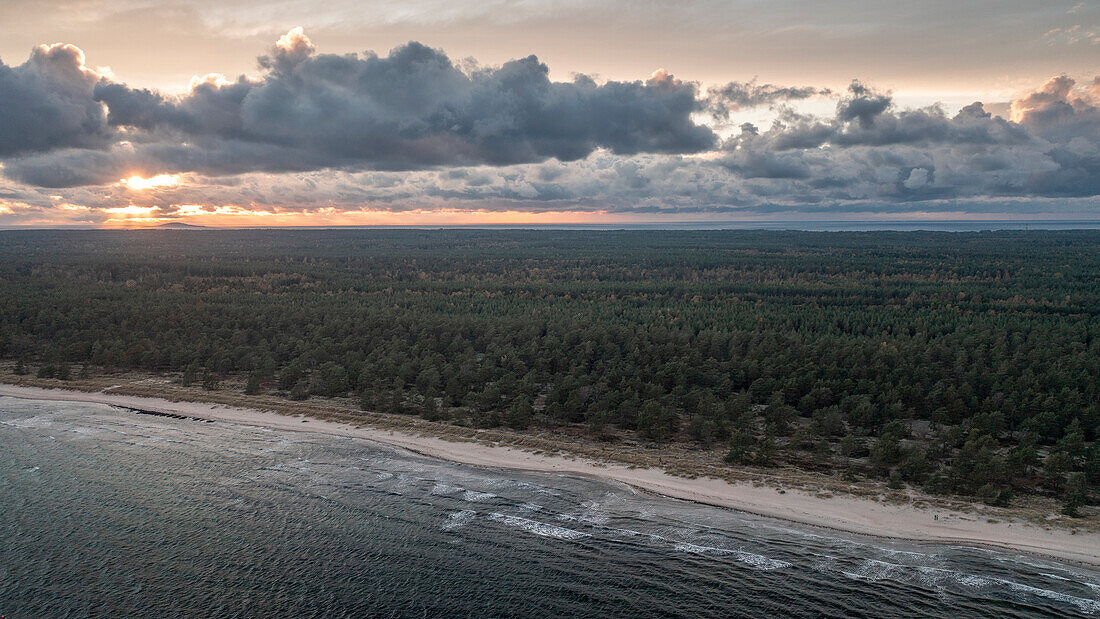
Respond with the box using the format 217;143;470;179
2;383;1098;568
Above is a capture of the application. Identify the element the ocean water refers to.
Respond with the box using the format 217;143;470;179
2;397;1099;617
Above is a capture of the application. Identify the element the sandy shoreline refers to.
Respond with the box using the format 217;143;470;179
2;383;1099;568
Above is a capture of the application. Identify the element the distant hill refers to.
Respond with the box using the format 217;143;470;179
152;222;207;229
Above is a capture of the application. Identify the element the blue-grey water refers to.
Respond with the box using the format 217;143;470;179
2;397;1099;617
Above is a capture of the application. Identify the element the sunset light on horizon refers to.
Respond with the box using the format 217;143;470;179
1;1;1098;227
120;174;181;190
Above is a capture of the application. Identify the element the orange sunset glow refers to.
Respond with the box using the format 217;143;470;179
120;174;181;190
0;1;1097;228
98;207;626;228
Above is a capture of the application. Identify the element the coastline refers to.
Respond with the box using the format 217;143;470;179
2;382;1099;568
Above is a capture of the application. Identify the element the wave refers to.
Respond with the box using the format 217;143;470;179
488;513;589;540
462;490;496;502
0;415;55;429
442;509;477;531
673;542;792;570
558;512;610;525
431;482;464;495
557;499;611;525
1000;580;1100;615
842;559;1100;614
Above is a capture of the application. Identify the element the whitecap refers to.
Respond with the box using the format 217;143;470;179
842;560;1100;614
0;415;55;429
881;548;939;563
431;482;464;495
462;490;496;502
557;511;610;526
558;500;610;525
842;559;908;583
488;513;589;540
673;542;792;570
999;579;1100;615
442;510;476;531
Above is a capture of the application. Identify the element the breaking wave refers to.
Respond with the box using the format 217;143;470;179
488;513;590;540
674;542;793;570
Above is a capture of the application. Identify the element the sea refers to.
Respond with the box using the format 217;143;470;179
2;397;1099;617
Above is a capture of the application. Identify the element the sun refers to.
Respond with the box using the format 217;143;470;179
121;174;180;190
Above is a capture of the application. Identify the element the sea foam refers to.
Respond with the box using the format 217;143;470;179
842;559;1100;615
673;542;792;570
488;513;589;540
442;510;477;531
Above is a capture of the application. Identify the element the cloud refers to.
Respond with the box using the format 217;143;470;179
1009;75;1100;142
735;83;1031;152
704;79;831;121
707;76;1100;202
3;29;715;187
836;81;891;128
0;43;111;157
2;29;1100;221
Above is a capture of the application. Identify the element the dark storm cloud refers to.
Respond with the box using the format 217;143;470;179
3;28;714;187
836;81;891;128
736;83;1032;153
3;28;1100;219
0;43;110;157
704;79;831;121
1009;75;1100;143
711;78;1100;204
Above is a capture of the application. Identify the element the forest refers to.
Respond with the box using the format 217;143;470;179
1;229;1097;511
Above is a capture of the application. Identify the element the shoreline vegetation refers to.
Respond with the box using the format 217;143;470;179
3;230;1099;567
3;373;1099;568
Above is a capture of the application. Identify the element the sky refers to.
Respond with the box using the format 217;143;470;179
0;0;1098;227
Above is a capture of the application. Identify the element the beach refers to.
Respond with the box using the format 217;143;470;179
2;382;1098;568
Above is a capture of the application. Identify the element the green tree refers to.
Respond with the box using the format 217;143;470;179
724;430;756;465
505;395;534;430
764;392;796;435
1007;432;1039;477
840;435;868;458
869;434;902;474
754;433;778;467
1043;452;1074;493
638;400;665;442
1061;472;1089;517
181;364;199;387
1056;419;1087;463
688;415;718;448
898;446;932;484
289;379;311;401
421;395;440;420
245;372;262;395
